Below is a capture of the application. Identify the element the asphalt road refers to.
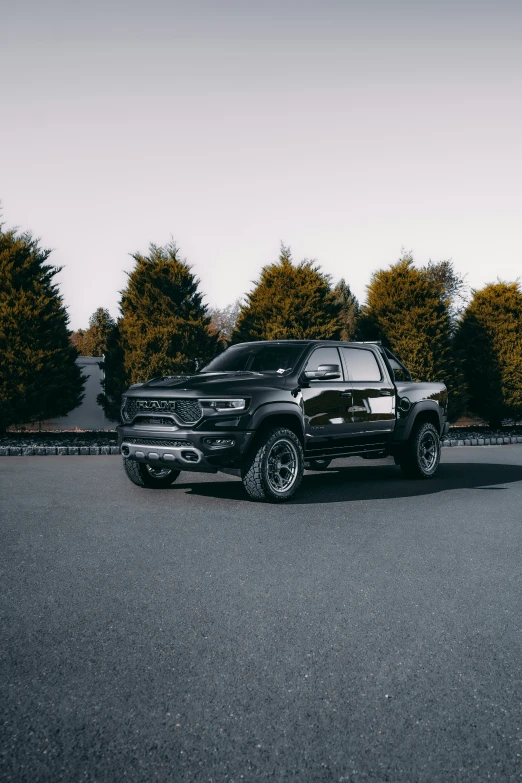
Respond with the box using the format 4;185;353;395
1;448;522;783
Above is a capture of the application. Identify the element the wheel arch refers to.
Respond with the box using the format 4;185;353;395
395;401;444;442
407;404;443;437
246;405;305;451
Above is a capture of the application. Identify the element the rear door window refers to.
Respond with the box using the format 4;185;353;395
341;348;382;382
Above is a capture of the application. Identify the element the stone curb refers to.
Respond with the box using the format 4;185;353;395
0;446;120;456
442;437;522;447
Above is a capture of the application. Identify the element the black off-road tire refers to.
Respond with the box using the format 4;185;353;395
123;459;181;488
241;427;304;502
399;421;441;479
306;458;332;471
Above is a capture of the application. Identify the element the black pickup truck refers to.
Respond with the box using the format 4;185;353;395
117;340;449;502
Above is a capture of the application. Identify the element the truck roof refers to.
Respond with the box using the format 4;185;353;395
238;339;383;348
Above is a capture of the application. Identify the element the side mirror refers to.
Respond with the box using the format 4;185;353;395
304;363;341;381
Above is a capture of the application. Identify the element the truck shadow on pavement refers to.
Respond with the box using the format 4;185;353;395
174;461;522;504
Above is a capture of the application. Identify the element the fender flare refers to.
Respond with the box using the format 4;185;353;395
247;401;305;440
394;400;444;442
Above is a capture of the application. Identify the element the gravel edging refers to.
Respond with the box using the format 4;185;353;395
0;446;121;456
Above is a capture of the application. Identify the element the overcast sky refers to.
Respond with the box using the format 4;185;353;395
2;0;521;330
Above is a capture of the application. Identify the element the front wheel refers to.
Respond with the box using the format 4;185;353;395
123;459;181;488
242;427;304;502
398;422;441;479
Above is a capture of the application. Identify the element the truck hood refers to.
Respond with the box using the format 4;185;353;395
126;372;286;396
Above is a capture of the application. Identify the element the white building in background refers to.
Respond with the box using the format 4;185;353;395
44;356;115;431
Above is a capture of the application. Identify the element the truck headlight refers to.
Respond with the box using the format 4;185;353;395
200;399;247;412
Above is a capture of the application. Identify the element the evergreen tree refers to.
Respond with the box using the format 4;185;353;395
98;242;217;419
333;278;359;340
423;259;468;329
72;308;116;356
358;254;467;420
70;328;87;350
233;245;341;343
0;225;85;431
456;282;522;428
97;323;126;422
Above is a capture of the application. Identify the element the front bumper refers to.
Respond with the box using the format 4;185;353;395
116;425;254;473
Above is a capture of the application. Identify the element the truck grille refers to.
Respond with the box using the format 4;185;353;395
127;438;193;448
133;416;174;427
122;398;202;425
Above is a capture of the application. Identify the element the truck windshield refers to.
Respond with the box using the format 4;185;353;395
200;343;307;374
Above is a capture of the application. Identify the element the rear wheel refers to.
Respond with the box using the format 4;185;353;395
123;459;181;488
398;422;441;479
242;427;304;502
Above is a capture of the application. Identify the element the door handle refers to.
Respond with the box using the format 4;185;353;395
380;389;394;396
339;391;352;397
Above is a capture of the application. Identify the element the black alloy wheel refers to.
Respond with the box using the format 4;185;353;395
398;421;441;479
242;427;304;502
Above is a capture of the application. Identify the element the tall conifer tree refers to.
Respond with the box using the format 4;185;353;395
333;278;359;340
0;225;85;431
98;242;217;419
233;245;341;342
358;255;467;420
456;282;522;428
97;323;126;422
